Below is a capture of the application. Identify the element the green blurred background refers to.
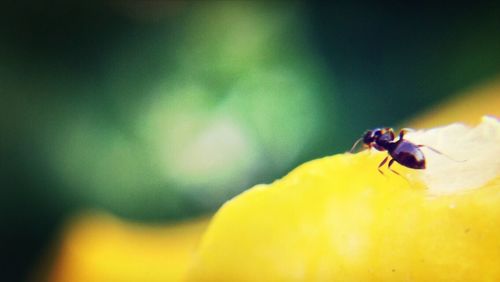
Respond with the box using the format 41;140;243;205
2;2;500;281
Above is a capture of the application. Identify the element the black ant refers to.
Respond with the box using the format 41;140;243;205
349;128;442;176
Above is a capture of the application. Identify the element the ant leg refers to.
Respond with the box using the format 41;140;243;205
388;159;410;183
387;159;402;177
417;145;465;162
398;128;415;140
417;144;442;154
378;156;389;175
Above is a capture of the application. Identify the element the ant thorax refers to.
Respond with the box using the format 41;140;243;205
375;132;395;148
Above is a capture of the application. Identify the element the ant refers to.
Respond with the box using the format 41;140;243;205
349;128;442;176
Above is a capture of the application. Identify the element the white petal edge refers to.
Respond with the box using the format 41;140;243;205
405;116;500;195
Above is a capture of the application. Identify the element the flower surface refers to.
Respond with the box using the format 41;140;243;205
188;117;500;281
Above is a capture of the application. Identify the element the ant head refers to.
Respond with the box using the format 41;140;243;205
362;128;383;145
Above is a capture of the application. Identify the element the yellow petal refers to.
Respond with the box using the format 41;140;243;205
408;77;500;128
49;213;209;282
187;117;500;281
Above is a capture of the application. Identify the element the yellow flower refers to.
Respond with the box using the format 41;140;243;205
46;79;500;281
187;117;500;281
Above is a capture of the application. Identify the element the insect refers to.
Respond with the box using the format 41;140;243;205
349;128;436;175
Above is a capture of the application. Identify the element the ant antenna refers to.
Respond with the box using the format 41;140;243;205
418;145;466;163
349;137;363;153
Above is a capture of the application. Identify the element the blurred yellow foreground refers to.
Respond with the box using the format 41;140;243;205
49;214;208;282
